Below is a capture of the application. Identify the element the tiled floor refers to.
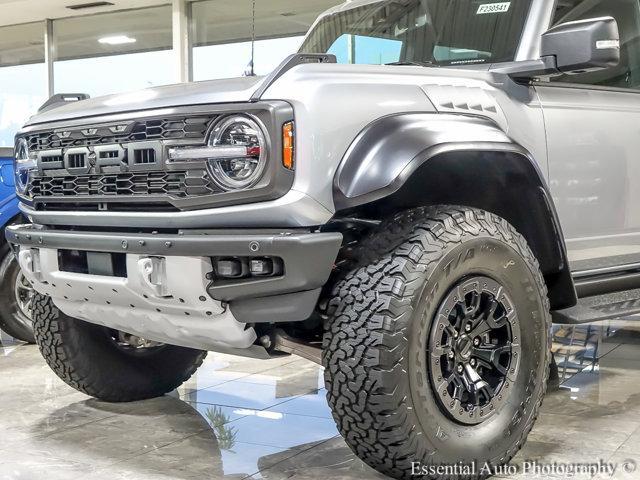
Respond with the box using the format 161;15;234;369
2;320;640;480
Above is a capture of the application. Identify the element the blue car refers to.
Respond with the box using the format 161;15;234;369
0;146;34;343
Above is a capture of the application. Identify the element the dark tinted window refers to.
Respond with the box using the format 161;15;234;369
551;0;640;88
300;0;533;66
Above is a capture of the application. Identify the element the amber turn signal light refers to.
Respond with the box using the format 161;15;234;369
282;121;295;170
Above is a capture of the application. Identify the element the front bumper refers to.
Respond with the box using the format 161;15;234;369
7;224;342;352
19;188;334;229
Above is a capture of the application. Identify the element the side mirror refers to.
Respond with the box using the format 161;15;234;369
542;16;620;74
499;16;620;81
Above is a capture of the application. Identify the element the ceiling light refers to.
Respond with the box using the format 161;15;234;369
67;2;114;10
98;35;137;45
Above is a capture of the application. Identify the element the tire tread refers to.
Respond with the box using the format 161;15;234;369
32;294;206;402
323;206;551;479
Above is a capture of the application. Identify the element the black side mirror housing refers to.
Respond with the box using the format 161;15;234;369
542;16;620;74
497;16;620;81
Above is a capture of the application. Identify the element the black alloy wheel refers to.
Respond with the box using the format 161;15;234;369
428;276;521;425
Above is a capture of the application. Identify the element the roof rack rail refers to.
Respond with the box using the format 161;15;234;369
38;93;90;114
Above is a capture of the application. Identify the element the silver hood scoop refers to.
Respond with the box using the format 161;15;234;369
26;75;266;126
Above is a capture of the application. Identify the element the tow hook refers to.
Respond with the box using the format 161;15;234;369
138;257;170;297
18;248;42;282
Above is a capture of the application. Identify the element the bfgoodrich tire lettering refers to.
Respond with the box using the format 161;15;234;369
32;293;207;402
323;206;550;479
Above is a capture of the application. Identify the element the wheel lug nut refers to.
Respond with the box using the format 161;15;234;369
465;324;471;332
454;331;459;338
473;337;480;346
457;365;463;373
448;351;455;359
470;358;476;367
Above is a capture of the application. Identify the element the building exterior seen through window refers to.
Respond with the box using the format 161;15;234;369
0;22;46;147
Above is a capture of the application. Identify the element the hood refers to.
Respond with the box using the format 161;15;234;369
26;75;266;126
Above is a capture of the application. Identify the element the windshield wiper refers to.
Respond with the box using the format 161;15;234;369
385;60;437;67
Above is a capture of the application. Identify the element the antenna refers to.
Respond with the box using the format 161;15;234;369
246;0;256;76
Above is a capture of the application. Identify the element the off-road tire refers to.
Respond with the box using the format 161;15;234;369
31;293;207;402
323;206;551;479
0;248;35;343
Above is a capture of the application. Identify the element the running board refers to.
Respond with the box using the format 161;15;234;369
552;289;640;324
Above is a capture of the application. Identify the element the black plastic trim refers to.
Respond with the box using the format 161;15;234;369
6;224;342;304
334;114;528;209
574;270;640;298
333;112;577;310
230;289;321;323
552;291;640;324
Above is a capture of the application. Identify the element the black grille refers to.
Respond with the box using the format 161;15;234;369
133;148;156;165
29;170;218;198
27;116;217;151
37;202;180;213
68;153;86;169
41;154;63;164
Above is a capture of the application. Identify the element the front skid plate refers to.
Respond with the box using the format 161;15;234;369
19;247;257;352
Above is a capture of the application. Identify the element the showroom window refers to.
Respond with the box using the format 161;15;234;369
53;6;174;97
192;0;337;81
0;22;46;147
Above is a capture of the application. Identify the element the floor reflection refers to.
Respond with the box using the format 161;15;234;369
552;318;640;385
0;346;359;480
2;317;640;479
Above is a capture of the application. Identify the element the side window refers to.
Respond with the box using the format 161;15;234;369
328;34;403;65
551;0;640;89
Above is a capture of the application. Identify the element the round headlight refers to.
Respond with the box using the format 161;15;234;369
14;138;35;196
207;115;267;190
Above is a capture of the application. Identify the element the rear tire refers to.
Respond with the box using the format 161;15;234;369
323;206;550;479
0;249;35;343
31;293;207;402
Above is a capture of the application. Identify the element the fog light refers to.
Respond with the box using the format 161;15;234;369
250;258;274;276
216;258;244;278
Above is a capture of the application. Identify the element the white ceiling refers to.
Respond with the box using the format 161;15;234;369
0;0;339;27
0;0;170;27
0;0;340;66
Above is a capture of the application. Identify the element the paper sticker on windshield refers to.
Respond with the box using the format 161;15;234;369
477;2;511;14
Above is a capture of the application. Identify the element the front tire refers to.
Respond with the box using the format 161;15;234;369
32;293;207;402
0;249;36;343
323;206;550;479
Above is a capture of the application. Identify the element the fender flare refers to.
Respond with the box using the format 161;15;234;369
334;113;533;208
333;112;577;310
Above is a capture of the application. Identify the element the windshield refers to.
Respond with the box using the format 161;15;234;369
300;0;532;66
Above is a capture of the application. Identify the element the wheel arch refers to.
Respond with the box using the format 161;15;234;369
0;211;26;268
0;211;24;250
333;113;576;311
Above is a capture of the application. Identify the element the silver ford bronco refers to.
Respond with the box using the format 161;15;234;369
6;0;638;477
